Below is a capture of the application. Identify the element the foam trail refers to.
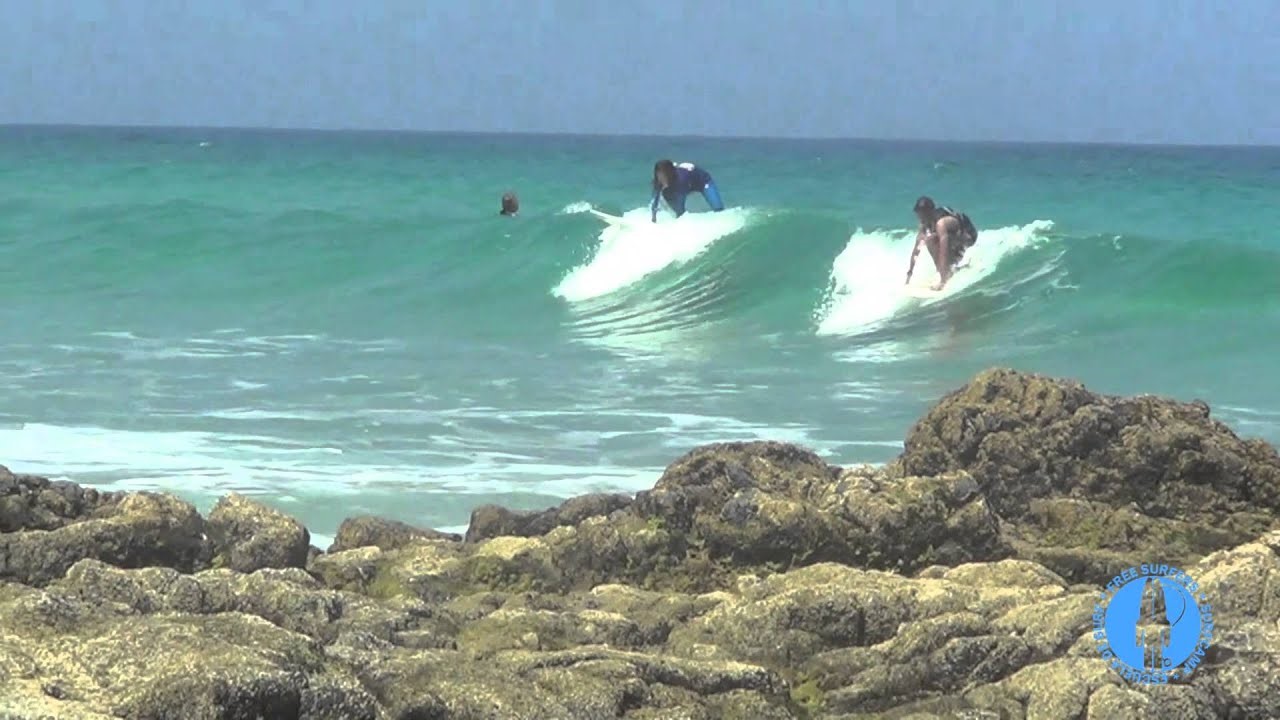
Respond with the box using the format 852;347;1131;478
0;422;673;512
558;201;594;215
815;220;1054;336
0;423;339;481
552;207;752;302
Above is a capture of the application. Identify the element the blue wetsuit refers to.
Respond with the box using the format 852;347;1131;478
651;162;725;221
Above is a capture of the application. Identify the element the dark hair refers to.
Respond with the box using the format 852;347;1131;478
652;159;676;191
501;191;518;215
914;196;936;213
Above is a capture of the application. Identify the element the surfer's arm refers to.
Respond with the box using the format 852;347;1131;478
650;189;661;222
905;230;924;282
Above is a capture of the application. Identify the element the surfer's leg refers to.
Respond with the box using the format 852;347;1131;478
700;181;725;211
669;192;688;218
924;235;943;274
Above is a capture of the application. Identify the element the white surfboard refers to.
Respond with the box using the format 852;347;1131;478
906;285;947;297
904;264;969;299
587;208;629;226
904;284;943;299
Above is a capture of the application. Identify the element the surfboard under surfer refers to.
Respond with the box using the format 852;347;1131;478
650;160;725;222
904;196;978;291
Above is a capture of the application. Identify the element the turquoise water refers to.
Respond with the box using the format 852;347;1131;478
3;126;1278;545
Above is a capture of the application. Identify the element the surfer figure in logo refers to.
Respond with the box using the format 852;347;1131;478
1135;577;1173;672
650;160;725;222
905;196;978;290
499;192;519;217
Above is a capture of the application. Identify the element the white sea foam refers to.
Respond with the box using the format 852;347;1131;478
814;220;1055;337
0;409;813;500
552;206;753;302
558;201;594;214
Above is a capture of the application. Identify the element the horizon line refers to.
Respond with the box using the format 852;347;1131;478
1;121;1275;151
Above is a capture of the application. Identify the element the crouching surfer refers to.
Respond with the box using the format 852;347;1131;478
905;195;978;290
650;160;725;222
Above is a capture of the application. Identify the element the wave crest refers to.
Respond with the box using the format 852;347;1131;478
552;207;756;302
814;220;1056;337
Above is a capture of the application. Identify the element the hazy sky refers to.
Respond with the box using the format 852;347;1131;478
2;1;1276;144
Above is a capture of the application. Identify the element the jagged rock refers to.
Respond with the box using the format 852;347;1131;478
335;643;789;720
358;443;1002;601
629;443;1009;577
465;492;633;542
207;493;310;573
0;466;121;533
0;491;209;586
895;367;1280;584
55;557;456;649
328;514;461;553
0;578;379;719
899;368;1280;518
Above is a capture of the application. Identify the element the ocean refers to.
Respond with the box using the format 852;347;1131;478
2;125;1277;547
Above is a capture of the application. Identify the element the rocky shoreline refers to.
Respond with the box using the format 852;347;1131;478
1;367;1278;719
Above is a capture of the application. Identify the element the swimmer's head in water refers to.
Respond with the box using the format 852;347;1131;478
914;195;937;222
501;192;518;215
653;160;676;190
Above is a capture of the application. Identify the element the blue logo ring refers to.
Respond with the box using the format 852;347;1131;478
1092;564;1215;685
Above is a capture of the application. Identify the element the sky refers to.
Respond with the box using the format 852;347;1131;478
1;0;1276;145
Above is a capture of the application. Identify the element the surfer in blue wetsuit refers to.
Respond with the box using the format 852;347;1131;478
650;159;725;222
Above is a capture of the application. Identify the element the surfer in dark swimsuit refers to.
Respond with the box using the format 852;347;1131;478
905;196;978;290
650;160;725;222
499;192;519;216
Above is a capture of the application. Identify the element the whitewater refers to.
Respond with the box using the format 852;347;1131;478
2;126;1278;540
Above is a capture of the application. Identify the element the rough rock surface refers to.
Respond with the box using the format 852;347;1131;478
0;491;209;587
896;367;1280;585
208;492;311;573
0;469;121;533
465;492;634;543
0;367;1277;719
329;515;463;553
